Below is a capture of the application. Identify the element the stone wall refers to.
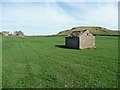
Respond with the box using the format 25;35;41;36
65;30;95;49
80;32;95;49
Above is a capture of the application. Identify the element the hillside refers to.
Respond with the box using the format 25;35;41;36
57;26;120;36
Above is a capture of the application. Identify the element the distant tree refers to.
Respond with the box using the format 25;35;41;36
0;32;2;35
14;31;24;36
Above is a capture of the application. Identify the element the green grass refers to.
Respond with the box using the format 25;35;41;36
0;36;2;89
2;36;118;88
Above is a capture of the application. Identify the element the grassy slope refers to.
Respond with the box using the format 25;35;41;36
2;36;118;88
57;26;119;35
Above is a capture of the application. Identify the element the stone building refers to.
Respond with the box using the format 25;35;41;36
2;31;11;36
65;30;95;49
1;31;24;36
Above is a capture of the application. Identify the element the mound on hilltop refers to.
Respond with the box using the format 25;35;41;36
57;26;120;36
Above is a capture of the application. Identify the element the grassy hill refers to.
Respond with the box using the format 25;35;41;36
2;36;118;88
57;26;120;36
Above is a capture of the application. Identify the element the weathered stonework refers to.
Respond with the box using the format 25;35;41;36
65;30;95;49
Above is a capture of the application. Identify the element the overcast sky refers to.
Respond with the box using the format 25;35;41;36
1;0;119;35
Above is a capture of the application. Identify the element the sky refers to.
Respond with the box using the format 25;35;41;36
0;0;119;35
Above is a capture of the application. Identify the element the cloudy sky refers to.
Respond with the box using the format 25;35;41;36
1;0;119;35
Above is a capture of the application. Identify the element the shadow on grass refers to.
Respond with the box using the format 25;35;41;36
55;45;66;48
55;45;79;50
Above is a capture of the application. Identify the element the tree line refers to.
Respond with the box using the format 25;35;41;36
0;31;24;36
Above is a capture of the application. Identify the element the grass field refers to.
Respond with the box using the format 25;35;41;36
2;36;118;88
0;36;2;89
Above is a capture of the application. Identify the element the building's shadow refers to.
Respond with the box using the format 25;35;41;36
55;45;67;49
55;45;79;50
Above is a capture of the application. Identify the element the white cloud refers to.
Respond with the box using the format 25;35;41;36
62;2;118;30
1;2;118;35
2;2;79;35
84;3;118;30
0;2;2;30
3;3;78;23
2;0;84;2
2;0;120;2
